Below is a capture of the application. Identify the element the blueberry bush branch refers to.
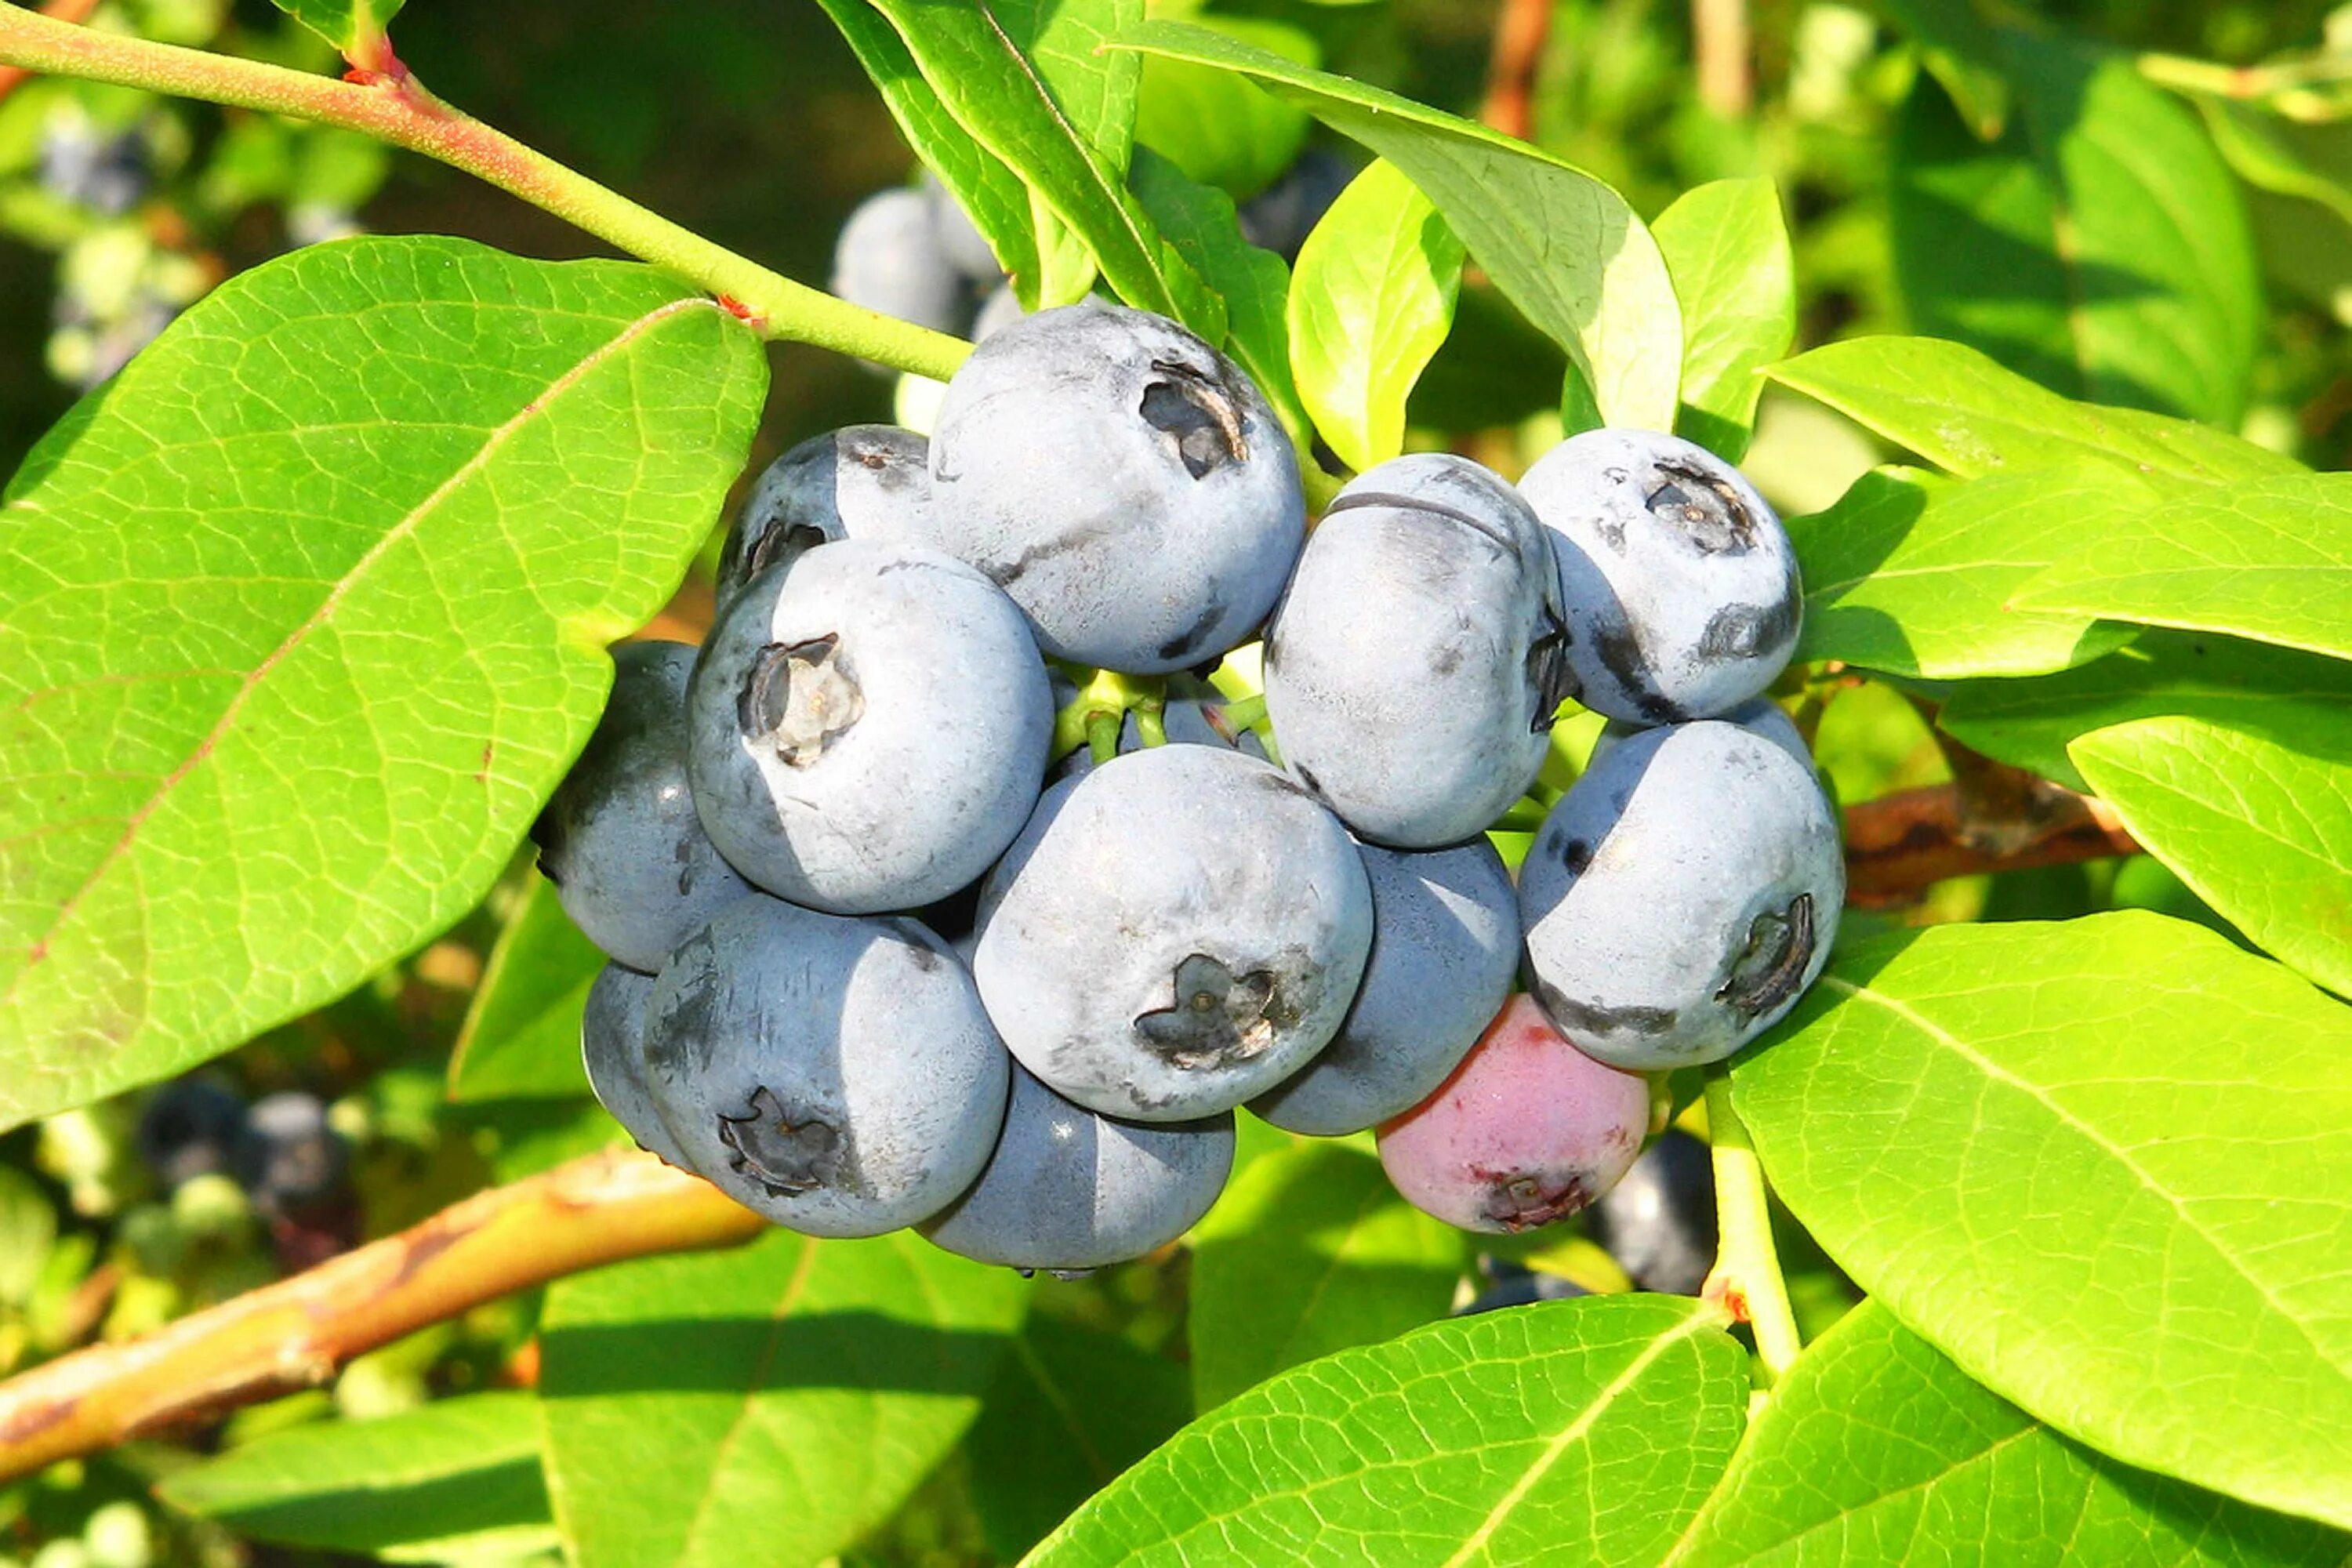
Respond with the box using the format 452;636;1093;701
1841;775;2142;909
0;2;973;379
1699;1068;1802;1387
0;1149;761;1485
0;0;97;106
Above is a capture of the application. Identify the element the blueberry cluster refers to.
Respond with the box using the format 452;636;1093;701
543;300;1838;1272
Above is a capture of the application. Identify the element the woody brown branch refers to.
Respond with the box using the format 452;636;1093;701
0;1148;762;1483
1843;775;2140;909
1481;0;1552;140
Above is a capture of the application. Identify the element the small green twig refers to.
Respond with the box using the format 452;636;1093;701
1051;668;1166;765
1700;1068;1803;1386
2138;48;2352;121
0;2;971;379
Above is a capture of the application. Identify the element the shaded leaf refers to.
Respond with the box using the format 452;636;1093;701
1890;38;2262;427
1114;20;1682;431
158;1392;556;1563
1134;16;1316;201
1187;1141;1465;1410
1668;1301;2347;1566
0;237;765;1133
1787;464;2147;678
860;0;1220;336
1653;178;1794;462
539;1229;1028;1568
1937;630;2352;793
1765;336;2297;485
445;869;601;1103
811;0;1041;296
1287;160;1465;474
2071;715;2352;996
2010;471;2352;662
1128;150;1307;446
1875;0;2010;139
965;1316;1191;1563
1733;913;2352;1531
1032;1295;1748;1566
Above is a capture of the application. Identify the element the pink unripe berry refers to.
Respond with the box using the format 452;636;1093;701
1377;993;1650;1233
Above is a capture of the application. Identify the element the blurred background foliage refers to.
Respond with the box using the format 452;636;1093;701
2;0;2345;1562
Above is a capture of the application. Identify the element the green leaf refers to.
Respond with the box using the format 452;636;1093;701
1765;336;2299;485
1732;913;2352;1531
267;0;404;59
859;0;1219;336
0;237;765;1134
811;0;1041;296
1891;37;2263;428
1113;20;1682;432
2193;96;2352;228
1031;1296;1748;1566
1653;178;1794;462
965;1316;1192;1563
2071;716;2352;997
1134;16;1316;200
1787;464;2147;679
445;870;601;1103
2009;472;2352;662
539;1228;1028;1568
1937;630;2352;794
1127;150;1308;447
1874;0;2010;139
157;1392;557;1563
1287;161;1465;474
1668;1300;2348;1567
1187;1141;1465;1411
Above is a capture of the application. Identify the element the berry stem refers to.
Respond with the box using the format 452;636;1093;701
0;1149;762;1483
0;2;972;379
1699;1067;1803;1386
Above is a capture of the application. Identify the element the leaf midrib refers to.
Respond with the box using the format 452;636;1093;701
1437;1312;1717;1568
0;295;710;1007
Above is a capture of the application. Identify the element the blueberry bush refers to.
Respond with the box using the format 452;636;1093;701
0;0;2348;1563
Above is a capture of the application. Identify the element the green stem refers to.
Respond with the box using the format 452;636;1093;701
1700;1068;1803;1385
0;3;971;379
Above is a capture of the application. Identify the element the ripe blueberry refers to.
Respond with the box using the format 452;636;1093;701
533;641;754;973
1519;430;1801;723
974;746;1372;1122
687;539;1052;914
1519;720;1843;1069
927;303;1305;673
640;897;1010;1237
1251;837;1519;1137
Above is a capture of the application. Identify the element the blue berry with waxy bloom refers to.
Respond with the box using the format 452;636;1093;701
1518;720;1843;1069
974;746;1372;1123
687;539;1052;915
532;641;753;974
1519;429;1801;724
717;426;931;609
1264;452;1573;847
922;1061;1234;1275
581;962;691;1170
640;896;1010;1237
1251;837;1519;1136
926;303;1305;674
